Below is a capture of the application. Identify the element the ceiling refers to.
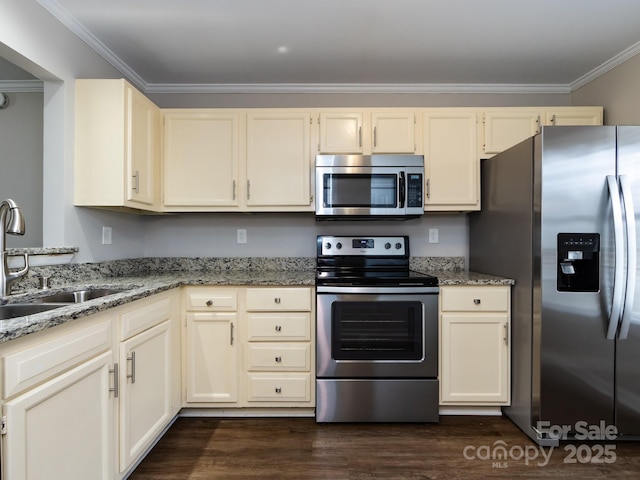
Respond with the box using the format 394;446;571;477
36;0;640;94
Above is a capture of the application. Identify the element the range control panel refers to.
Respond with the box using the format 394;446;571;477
318;236;408;256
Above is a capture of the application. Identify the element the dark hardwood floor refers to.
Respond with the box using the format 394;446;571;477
130;416;640;479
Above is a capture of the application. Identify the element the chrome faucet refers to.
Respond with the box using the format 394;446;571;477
0;199;29;296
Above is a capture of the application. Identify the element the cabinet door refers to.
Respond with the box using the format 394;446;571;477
482;109;542;156
163;112;240;207
185;312;238;403
119;320;172;472
371;111;416;153
423;110;478;211
246;111;312;207
440;313;509;404
126;84;160;208
318;112;363;153
2;351;114;480
545;106;603;126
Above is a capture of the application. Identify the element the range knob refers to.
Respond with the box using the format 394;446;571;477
395;242;403;250
324;242;332;250
385;243;391;249
336;242;343;250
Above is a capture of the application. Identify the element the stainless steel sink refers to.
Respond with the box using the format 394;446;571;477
0;303;64;320
29;288;127;304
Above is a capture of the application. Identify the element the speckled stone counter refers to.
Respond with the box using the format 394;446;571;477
0;256;512;344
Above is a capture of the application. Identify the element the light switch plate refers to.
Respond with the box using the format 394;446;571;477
102;226;112;245
428;228;439;244
237;229;247;244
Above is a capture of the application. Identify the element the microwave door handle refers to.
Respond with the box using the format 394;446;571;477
399;172;405;208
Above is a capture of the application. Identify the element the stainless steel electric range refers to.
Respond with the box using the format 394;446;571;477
315;235;440;423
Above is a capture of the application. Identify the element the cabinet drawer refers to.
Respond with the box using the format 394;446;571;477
247;312;310;341
120;295;173;340
185;288;238;311
245;288;311;311
441;286;509;312
246;373;311;402
3;319;112;399
246;344;311;371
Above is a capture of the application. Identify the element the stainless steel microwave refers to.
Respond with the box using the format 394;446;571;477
315;154;425;219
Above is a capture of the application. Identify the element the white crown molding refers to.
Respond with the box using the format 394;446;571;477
37;0;148;91
0;80;44;92
144;82;572;95
570;40;640;91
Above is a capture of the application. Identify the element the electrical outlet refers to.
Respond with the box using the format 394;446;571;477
428;228;439;244
237;228;247;244
102;226;112;245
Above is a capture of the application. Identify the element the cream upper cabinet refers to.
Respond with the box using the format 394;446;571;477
423;109;479;211
481;106;604;158
246;111;313;209
75;79;161;211
318;109;418;154
439;285;511;405
545;106;603;126
481;108;543;157
163;111;241;209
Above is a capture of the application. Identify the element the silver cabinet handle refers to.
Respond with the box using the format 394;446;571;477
426;179;430;199
127;351;136;384
473;298;481;305
504;323;509;346
132;170;140;194
232;180;236;200
247;180;251;200
275;387;282;394
275;356;282;363
109;363;119;398
358;126;362;147
275;325;282;332
230;322;235;346
373;126;377;147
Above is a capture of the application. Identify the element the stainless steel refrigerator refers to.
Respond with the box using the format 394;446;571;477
469;125;640;446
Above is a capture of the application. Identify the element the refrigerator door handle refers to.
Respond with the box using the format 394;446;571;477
618;175;636;339
607;175;625;339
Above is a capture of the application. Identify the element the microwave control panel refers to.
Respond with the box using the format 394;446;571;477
407;173;423;208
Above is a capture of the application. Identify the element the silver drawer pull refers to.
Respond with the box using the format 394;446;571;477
274;297;281;304
275;356;282;363
275;325;282;332
275;387;282;394
109;363;119;398
127;351;136;384
473;299;481;305
206;300;213;307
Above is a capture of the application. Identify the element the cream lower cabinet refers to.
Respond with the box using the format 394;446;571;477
184;288;239;405
439;285;511;405
244;287;313;406
0;289;181;480
1;313;116;480
183;286;314;408
423;109;479;211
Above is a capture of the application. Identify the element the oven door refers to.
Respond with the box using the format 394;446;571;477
316;287;438;378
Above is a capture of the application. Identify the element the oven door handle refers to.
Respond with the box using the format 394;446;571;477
316;285;439;294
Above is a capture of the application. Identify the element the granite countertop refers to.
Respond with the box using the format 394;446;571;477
0;257;513;344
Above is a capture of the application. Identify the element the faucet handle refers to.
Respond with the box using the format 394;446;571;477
39;275;51;290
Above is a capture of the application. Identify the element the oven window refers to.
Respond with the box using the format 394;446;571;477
323;174;397;208
331;301;423;360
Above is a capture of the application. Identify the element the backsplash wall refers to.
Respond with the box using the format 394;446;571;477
141;213;468;259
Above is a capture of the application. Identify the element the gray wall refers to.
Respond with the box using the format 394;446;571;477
572;53;640;125
0;91;43;247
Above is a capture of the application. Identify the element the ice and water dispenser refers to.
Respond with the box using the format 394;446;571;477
557;233;600;292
